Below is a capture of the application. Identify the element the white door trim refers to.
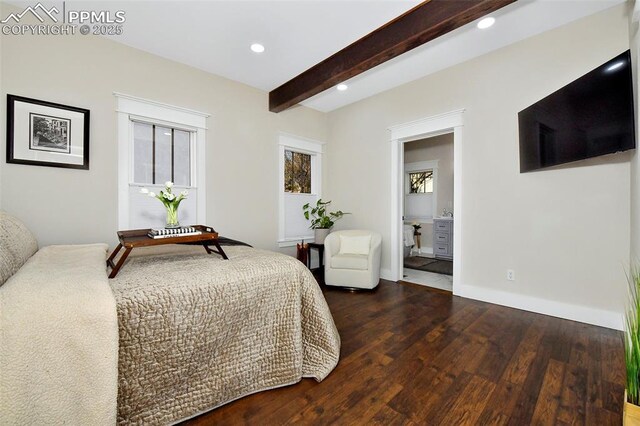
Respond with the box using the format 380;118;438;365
388;109;464;292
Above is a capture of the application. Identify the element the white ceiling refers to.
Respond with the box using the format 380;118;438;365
303;0;626;111
7;0;627;112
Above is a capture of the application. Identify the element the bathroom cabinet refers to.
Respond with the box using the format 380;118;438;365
433;218;453;260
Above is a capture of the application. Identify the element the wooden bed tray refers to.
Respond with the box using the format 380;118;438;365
107;225;228;278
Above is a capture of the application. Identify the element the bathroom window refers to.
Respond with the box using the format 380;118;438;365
405;161;438;222
409;171;433;193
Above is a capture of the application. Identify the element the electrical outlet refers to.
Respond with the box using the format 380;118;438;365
507;269;515;281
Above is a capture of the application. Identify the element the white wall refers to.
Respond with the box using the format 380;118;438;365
326;5;631;328
0;2;327;252
404;133;454;249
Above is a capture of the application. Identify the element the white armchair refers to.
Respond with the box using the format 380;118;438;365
324;230;382;290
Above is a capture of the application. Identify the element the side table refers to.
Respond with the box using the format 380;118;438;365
307;242;325;279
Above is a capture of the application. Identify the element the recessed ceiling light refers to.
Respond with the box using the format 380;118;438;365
250;43;265;53
336;83;348;91
606;61;625;72
477;17;495;29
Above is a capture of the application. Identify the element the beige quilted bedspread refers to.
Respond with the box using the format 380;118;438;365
109;245;340;425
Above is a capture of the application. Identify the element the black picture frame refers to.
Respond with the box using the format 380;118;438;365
6;94;90;170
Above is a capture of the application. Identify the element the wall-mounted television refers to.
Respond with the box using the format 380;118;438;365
518;50;636;173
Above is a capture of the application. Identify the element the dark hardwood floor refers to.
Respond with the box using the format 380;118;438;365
182;279;624;425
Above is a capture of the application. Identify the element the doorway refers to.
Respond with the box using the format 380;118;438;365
388;109;464;294
402;134;454;291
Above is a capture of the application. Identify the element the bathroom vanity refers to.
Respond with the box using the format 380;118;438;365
433;217;453;260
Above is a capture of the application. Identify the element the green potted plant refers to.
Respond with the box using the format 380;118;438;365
302;199;349;244
625;267;640;425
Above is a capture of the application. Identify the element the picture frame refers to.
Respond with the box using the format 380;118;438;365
6;94;90;170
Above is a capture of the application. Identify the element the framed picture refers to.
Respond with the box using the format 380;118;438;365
6;95;90;169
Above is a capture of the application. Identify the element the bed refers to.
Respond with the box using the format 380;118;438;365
0;211;341;425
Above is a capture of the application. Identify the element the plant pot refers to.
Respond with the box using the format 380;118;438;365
625;391;640;425
314;228;331;244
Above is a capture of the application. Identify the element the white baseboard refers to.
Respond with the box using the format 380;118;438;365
455;284;623;331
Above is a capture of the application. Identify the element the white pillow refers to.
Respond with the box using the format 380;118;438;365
339;235;371;255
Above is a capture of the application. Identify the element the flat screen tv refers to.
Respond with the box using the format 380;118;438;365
518;50;636;173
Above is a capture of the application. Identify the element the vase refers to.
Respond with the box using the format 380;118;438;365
314;228;331;244
165;204;180;229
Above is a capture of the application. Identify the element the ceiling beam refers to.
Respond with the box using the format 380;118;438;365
269;0;517;113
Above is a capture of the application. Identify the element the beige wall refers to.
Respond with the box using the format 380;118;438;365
326;5;631;320
0;2;327;251
404;133;454;249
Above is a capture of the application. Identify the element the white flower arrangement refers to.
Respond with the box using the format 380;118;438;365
140;182;187;204
139;182;188;227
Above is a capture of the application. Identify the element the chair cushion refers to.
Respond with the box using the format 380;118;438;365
331;253;368;270
338;235;371;255
0;211;38;287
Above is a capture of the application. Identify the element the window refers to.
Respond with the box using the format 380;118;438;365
278;134;324;247
132;122;191;187
284;150;311;193
115;93;209;230
409;171;433;193
405;161;438;222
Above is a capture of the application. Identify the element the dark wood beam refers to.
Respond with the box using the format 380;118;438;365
269;0;517;113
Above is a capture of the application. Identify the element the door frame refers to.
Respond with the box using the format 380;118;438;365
388;109;464;292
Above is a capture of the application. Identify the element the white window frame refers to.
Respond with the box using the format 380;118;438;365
115;92;210;229
278;132;324;247
404;160;438;223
